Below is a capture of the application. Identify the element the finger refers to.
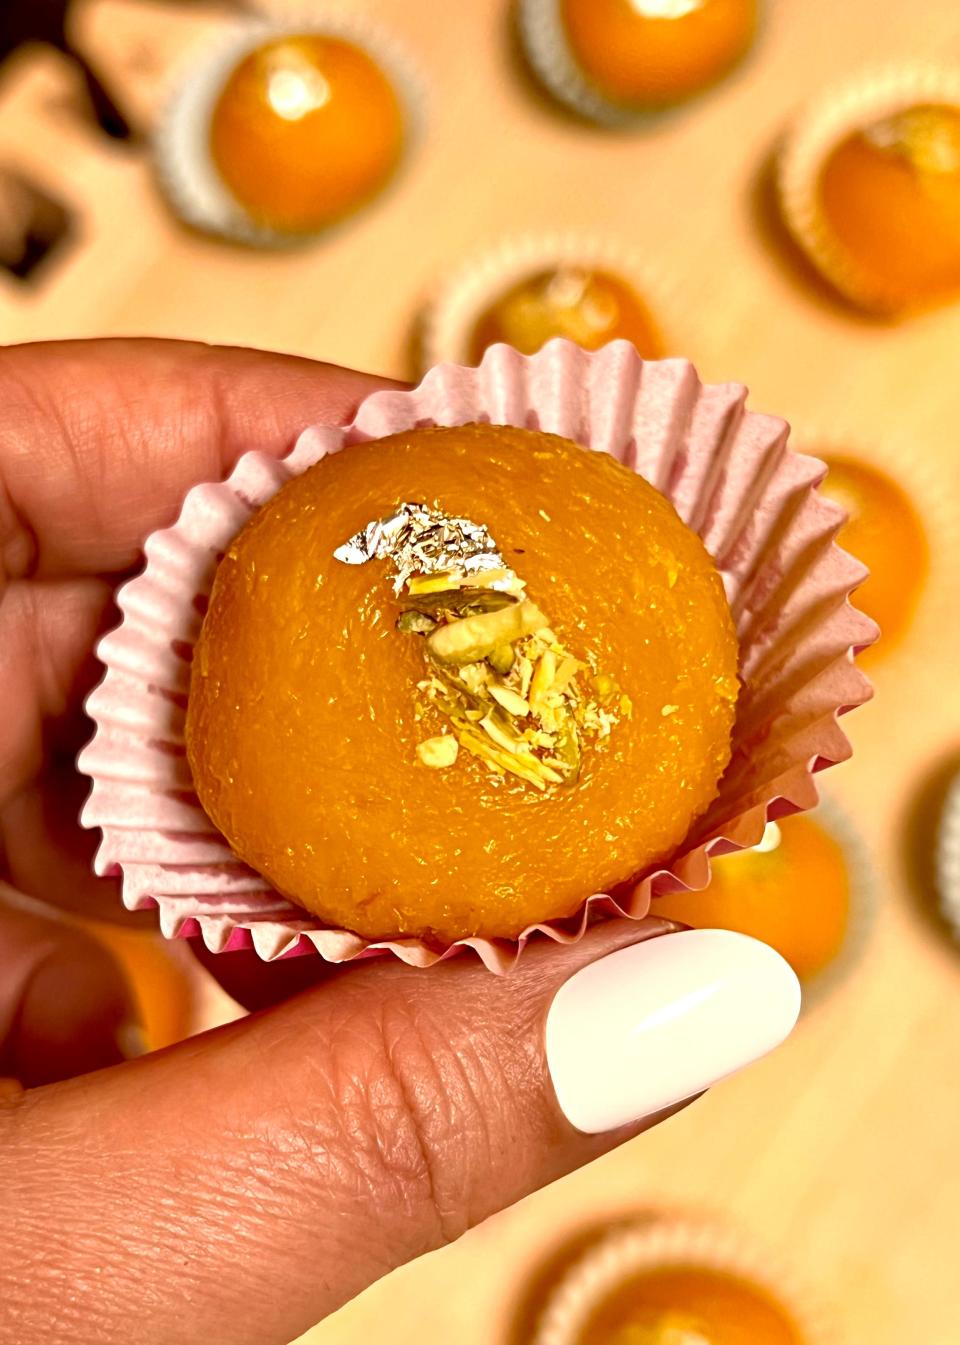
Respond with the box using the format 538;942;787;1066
0;337;402;579
0;883;140;1087
1;923;800;1345
189;939;339;1011
0;341;399;919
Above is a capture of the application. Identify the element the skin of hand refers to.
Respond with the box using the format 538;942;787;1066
0;339;690;1345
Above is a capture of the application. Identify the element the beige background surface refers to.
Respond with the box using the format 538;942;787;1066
2;2;959;1342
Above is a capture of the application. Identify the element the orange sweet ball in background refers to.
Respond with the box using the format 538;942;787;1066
817;455;928;658
578;1266;806;1345
209;34;404;234
654;815;851;983
560;0;757;109
817;104;960;312
186;425;739;944
80;922;195;1051
468;266;664;361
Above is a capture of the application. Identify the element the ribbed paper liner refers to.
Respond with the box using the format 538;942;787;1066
153;7;421;247
78;341;875;971
936;768;960;943
777;64;960;314
518;0;761;126
529;1216;837;1345
419;233;678;372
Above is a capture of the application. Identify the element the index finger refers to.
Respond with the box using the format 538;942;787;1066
0;338;401;578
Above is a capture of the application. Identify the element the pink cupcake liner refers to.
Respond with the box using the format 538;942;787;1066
78;340;876;972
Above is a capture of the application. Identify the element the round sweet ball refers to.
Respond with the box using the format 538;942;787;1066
209;34;404;234
186;424;739;943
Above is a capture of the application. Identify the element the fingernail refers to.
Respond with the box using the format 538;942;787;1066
115;1021;149;1060
546;928;801;1134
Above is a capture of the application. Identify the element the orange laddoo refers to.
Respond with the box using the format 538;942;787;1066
209;34;403;234
817;104;960;312
469;266;663;361
186;425;738;942
80;922;194;1051
579;1267;806;1345
559;0;757;109
655;815;850;982
818;455;928;657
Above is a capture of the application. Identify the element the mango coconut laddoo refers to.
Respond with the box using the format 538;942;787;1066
186;425;739;943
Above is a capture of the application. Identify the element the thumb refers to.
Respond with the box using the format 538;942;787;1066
0;883;140;1086
1;920;799;1345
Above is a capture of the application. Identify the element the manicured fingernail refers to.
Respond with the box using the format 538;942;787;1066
115;1021;149;1060
546;928;801;1134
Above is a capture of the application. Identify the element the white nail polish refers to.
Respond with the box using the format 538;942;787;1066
546;929;801;1134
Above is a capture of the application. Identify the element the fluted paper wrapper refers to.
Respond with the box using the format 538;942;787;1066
78;341;876;972
529;1216;836;1345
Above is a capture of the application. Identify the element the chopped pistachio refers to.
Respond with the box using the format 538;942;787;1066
456;724;548;790
479;710;525;753
553;715;582;780
396;609;437;635
529;649;557;713
427;599;549;666
488;684;531;717
488;644;515;675
463;567;515;590
416;735;459;769
552;656;582;695
458;662;492;695
407;571;463;595
406;587;518;617
515;653;534;698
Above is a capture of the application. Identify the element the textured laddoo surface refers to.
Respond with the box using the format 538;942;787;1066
187;425;738;942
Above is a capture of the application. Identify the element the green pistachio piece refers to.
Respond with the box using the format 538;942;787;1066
427;599;550;667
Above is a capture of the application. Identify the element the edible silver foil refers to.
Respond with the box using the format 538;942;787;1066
334;502;507;593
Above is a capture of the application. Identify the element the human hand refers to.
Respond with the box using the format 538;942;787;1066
0;339;800;1345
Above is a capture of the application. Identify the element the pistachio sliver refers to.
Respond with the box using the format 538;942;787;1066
416;735;459;769
406;588;518;617
478;710;526;753
487;644;515;675
396;610;437;635
553;713;582;781
488;684;530;718
427;599;549;666
529;649;557;714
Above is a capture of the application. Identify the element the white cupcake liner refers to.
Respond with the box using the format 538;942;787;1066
419;233;677;372
518;0;761;127
153;5;421;247
77;340;876;971
777;63;960;314
530;1216;836;1345
936;767;960;942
